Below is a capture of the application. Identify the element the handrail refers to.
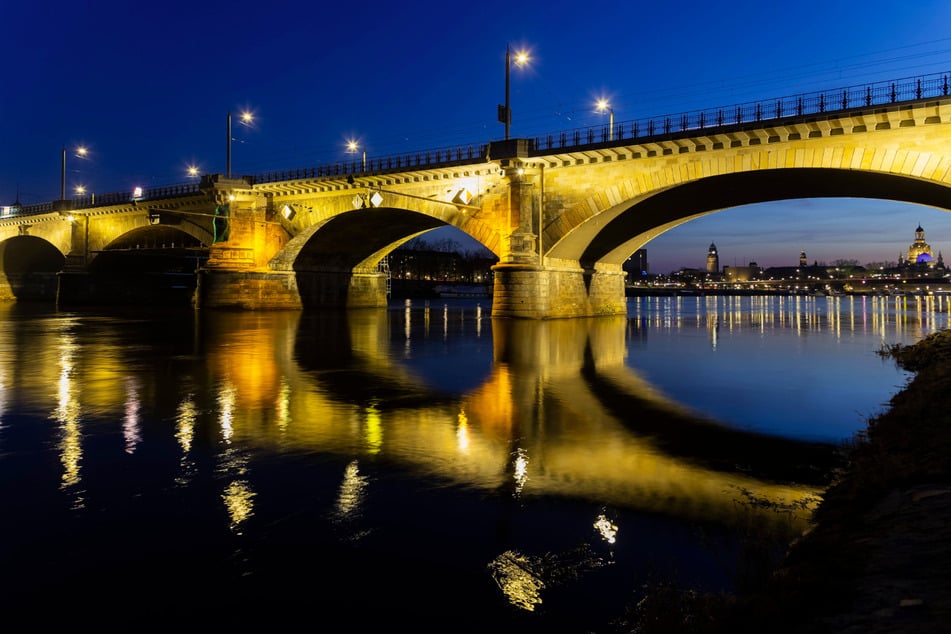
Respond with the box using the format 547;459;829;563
7;70;950;218
529;71;951;151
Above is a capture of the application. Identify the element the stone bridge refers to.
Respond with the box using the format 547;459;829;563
5;72;951;318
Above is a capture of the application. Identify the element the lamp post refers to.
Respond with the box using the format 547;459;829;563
347;139;367;171
227;110;254;179
60;145;88;201
596;99;615;141
500;44;530;140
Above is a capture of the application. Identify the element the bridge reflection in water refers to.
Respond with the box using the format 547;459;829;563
196;304;830;518
2;301;838;624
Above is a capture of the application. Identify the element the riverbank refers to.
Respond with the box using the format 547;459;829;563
611;329;951;633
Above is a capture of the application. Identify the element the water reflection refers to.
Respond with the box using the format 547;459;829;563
627;294;945;442
52;324;84;509
0;300;862;627
194;308;826;533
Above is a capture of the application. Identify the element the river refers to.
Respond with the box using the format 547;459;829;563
0;294;945;632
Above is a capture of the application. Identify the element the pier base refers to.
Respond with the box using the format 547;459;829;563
491;261;627;319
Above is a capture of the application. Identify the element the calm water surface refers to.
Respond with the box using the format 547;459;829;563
0;294;944;631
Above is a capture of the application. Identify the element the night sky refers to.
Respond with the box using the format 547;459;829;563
4;0;951;273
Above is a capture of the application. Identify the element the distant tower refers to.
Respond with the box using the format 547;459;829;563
799;250;807;267
906;224;935;266
706;243;719;273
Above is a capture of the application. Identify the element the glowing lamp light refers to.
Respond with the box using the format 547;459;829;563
132;186;144;200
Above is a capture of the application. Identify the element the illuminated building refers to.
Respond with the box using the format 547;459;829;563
706;243;719;273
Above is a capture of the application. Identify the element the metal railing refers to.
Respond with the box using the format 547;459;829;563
531;71;951;151
251;143;489;184
7;71;950;218
12;182;202;217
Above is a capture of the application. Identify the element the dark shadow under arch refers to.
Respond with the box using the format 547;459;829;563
580;168;951;267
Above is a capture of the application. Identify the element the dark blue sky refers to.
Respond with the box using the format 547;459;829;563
4;0;951;272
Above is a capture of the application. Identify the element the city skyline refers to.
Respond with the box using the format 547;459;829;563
4;1;951;271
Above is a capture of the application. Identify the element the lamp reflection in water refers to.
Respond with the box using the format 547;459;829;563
331;460;371;542
456;408;471;452
175;396;198;486
364;401;383;454
593;512;618;545
54;333;84;510
217;381;256;533
123;377;142;455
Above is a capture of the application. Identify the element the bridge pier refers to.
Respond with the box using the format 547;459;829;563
196;268;389;310
491;261;627;319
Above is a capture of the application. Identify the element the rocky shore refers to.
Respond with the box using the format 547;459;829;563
614;329;951;634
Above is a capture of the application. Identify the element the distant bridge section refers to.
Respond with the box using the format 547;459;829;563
4;72;951;317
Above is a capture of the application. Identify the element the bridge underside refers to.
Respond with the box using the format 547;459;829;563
0;237;64;301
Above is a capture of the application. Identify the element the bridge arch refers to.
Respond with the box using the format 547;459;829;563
273;207;448;273
543;143;951;268
0;235;66;300
89;224;209;270
270;204;499;271
264;205;500;308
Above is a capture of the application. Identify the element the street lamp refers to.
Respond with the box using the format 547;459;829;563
596;99;615;141
227;110;254;178
347;139;367;171
74;184;94;205
61;145;89;201
500;44;530;140
187;165;200;178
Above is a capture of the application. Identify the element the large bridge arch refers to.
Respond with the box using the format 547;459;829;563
267;206;499;308
273;207;449;272
88;223;209;270
541;123;951;269
567;168;951;267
